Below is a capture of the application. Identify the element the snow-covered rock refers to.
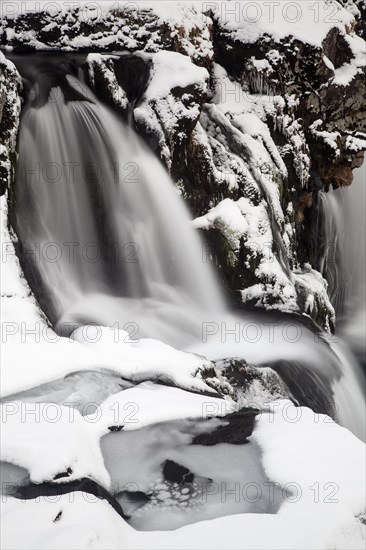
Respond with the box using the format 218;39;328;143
0;2;213;65
0;52;21;195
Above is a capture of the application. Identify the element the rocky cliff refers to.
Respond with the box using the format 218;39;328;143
0;52;21;196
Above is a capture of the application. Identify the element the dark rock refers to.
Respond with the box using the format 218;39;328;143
53;511;63;523
162;460;194;484
193;407;259;446
115;491;150;516
53;467;73;481
87;54;151;119
0;54;21;196
13;477;128;520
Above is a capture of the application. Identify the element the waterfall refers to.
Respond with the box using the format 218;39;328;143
14;78;225;345
339;167;366;358
316;167;365;438
11;61;365;440
317;167;366;353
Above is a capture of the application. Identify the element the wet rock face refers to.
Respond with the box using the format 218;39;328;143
203;358;292;407
192;408;260;446
163;460;194;483
87;54;151;116
0;54;21;196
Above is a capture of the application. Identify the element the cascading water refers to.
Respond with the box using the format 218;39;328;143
11;58;365;440
317;168;366;356
14;74;225;345
341;170;366;362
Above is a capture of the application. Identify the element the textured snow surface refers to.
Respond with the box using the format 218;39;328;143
332;33;366;85
214;0;355;47
140;51;208;100
133;50;208;169
294;263;336;332
1;401;365;549
90;381;230;434
0;402;111;486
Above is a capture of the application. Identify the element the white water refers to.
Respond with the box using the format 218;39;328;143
317;167;365;438
15;84;225;345
339;168;366;356
14;77;365;440
318;167;366;352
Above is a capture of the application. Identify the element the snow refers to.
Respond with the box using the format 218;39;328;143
1;324;216;400
194;198;248;251
194;195;299;313
333;33;366;86
139;51;208;101
0;402;110;486
89;381;231;435
71;326;216;395
87;54;128;109
2;491;364;549
0;53;21;190
294;263;336;332
133;50;208;169
0;50;17;72
346;134;366;152
213;1;355;48
310;119;341;155
254;400;365;515
0;2;212;62
1;400;365;549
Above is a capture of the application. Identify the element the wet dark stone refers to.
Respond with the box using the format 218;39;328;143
162;460;194;484
53;510;63;522
116;490;151;516
193;407;259;446
13;478;128;520
53;467;73;481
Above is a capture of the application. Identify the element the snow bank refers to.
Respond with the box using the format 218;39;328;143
0;402;110;486
87;381;230;435
214;0;355;48
141;51;208;100
255;400;365;513
1;400;364;549
71;325;216;395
